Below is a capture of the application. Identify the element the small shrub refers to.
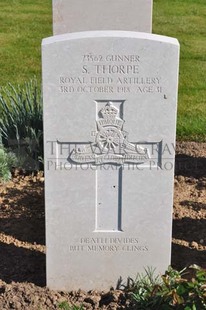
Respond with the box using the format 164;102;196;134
129;266;206;309
58;301;83;310
0;145;17;182
0;78;43;171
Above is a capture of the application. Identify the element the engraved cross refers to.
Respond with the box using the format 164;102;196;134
57;100;162;232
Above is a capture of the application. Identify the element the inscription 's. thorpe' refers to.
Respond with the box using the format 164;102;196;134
93;64;139;74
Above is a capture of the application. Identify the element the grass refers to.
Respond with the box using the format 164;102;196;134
153;0;206;141
0;0;52;86
0;0;205;141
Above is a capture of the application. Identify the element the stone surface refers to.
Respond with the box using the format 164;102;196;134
52;0;153;35
42;31;179;291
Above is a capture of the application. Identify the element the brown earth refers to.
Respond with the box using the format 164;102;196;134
0;141;205;309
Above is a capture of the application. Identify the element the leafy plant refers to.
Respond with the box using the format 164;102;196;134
58;301;83;310
0;78;43;171
0;145;17;182
128;266;206;309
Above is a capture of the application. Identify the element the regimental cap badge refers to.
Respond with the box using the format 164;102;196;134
100;102;118;119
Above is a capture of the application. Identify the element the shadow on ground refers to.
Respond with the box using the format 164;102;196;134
172;217;206;270
171;243;206;270
0;181;45;244
172;217;206;245
0;242;46;286
175;154;206;178
0;179;46;286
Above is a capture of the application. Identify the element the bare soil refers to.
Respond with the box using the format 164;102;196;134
0;141;205;309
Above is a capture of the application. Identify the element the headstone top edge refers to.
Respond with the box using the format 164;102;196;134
42;31;179;46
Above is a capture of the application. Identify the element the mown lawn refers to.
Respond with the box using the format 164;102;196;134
0;0;52;85
0;0;205;141
153;0;206;141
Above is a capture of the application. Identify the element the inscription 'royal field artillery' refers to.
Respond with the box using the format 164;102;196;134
69;102;150;165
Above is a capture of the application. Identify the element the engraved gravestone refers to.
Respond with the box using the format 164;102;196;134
42;31;179;291
52;0;153;35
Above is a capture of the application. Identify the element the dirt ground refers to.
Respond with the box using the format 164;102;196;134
0;141;205;309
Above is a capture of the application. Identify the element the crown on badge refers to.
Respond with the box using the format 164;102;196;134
100;102;118;119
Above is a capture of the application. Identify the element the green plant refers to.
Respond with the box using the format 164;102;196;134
58;301;83;310
0;78;43;170
0;145;17;182
153;0;206;141
129;266;206;309
0;0;52;86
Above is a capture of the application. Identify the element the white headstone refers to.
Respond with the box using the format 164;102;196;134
52;0;153;35
42;31;179;291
